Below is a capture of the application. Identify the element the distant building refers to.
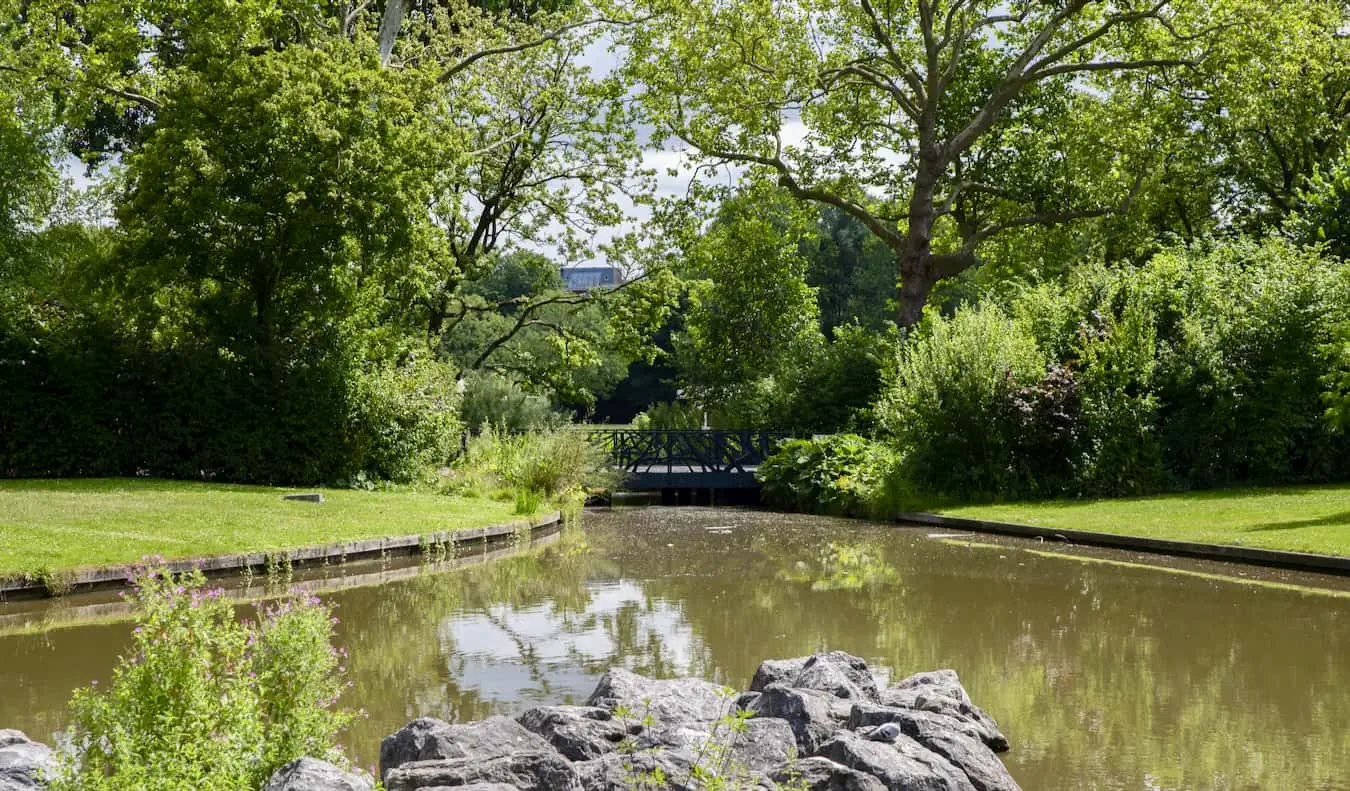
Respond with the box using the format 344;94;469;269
560;266;622;292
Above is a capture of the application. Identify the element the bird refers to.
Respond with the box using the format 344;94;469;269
866;723;902;743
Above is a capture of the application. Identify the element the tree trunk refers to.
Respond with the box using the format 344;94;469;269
897;158;941;328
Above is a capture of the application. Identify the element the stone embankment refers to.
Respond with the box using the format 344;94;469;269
2;652;1020;790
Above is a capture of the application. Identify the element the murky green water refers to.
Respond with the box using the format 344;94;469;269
2;507;1348;790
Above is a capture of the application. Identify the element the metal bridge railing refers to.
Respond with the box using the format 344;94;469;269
585;429;793;475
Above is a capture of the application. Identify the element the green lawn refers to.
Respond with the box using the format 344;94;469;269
936;484;1350;557
0;478;521;577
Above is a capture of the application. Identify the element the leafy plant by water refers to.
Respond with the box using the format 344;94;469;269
47;565;357;791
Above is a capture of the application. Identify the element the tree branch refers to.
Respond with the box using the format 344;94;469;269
438;16;648;82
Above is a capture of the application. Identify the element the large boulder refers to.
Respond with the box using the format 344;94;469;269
877;671;1007;752
749;658;809;692
748;684;842;756
817;730;976;791
792;652;880;702
261;758;374;791
586;668;728;726
383;751;579;791
574;748;775;791
848;705;1018;791
636;717;798;774
749;653;879;702
574;749;698;791
0;731;55;791
379;716;554;780
517;706;629;761
768;757;887;791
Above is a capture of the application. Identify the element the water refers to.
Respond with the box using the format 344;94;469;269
2;507;1348;790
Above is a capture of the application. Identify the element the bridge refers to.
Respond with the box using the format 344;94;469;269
587;429;792;493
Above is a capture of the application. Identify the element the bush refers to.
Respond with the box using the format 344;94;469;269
757;434;894;516
451;428;621;502
49;566;354;791
868;238;1350;502
0;320;461;485
458;371;561;433
876;305;1046;498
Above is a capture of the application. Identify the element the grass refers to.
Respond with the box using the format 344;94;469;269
935;483;1350;557
0;478;522;578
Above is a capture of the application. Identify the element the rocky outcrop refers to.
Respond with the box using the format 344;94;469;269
261;758;373;791
517;706;630;761
3;652;1018;791
0;731;55;791
379;652;1020;791
379;716;554;781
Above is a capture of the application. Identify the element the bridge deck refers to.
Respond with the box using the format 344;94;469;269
623;465;762;490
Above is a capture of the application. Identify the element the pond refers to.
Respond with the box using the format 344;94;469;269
2;507;1348;790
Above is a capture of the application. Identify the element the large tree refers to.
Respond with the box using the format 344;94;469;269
623;0;1284;326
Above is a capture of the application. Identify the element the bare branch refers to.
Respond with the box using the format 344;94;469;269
438;16;650;82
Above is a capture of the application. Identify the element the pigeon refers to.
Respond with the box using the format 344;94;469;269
866;722;902;743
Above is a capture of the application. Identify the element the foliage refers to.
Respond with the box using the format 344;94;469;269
48;567;354;791
452;428;621;502
673;184;824;418
0;317;461;484
459;370;562;433
869;238;1350;502
876;306;1047;498
758;435;895;517
620;0;1285;324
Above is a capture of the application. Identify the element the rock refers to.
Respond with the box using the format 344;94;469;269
850;703;988;747
749;658;809;692
575;750;698;791
262;758;374;791
734;691;762;711
586;668;728;726
517;705;629;761
748;684;841;756
575;749;775;791
379;716;553;780
792;652;880;702
749;652;878;702
0;732;55;790
283;492;324;503
848;704;1017;790
768;756;887;791
637;717;797;774
877;671;1008;752
383;751;579;791
817;730;976;791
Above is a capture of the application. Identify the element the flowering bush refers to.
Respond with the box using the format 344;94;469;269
48;564;355;791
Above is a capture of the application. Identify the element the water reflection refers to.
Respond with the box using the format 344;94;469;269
2;508;1348;790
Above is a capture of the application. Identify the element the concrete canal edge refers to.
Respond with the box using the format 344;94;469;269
897;511;1350;577
0;510;563;600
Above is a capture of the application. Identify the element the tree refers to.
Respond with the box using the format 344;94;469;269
673;184;824;423
112;43;443;364
624;0;1260;326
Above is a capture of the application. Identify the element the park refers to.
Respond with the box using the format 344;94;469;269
2;0;1349;788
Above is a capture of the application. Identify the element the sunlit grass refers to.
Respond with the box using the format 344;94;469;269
936;484;1350;557
0;478;521;577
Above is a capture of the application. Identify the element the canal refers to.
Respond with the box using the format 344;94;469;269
2;507;1348;789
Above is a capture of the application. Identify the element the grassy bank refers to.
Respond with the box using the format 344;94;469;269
0;478;522;578
936;484;1350;557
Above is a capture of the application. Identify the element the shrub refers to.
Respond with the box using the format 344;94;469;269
0;320;461;485
758;434;893;516
459;371;561;433
452;428;621;501
875;305;1046;498
48;567;355;791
